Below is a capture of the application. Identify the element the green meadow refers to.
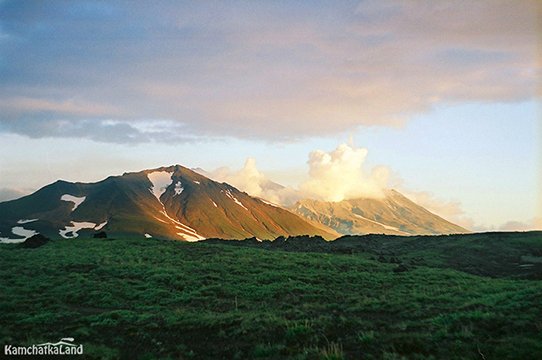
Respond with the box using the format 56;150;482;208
1;232;541;359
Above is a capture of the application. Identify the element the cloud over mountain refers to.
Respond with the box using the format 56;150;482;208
0;0;538;142
301;144;389;202
206;159;301;206
209;143;389;204
207;143;486;230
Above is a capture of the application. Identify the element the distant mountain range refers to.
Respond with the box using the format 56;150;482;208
0;165;467;242
291;190;468;236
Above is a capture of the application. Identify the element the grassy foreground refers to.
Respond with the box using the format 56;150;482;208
0;233;541;359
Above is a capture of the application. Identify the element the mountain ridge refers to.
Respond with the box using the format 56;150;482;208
0;164;468;242
291;189;468;236
0;165;338;242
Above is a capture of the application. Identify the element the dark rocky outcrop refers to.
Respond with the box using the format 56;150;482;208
93;231;108;239
20;234;50;249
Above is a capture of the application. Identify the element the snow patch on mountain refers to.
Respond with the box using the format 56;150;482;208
352;214;408;234
61;194;86;211
0;226;38;243
174;181;183;195
17;219;38;224
180;233;202;242
225;189;248;210
59;221;99;239
159;210;205;241
148;171;173;202
193;181;200;184
176;225;203;241
95;221;107;230
259;198;279;207
211;200;218;207
144;233;152;238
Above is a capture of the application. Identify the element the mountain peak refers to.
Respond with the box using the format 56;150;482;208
0;165;467;243
292;190;468;236
0;166;337;242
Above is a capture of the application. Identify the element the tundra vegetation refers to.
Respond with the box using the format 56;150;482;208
0;232;541;359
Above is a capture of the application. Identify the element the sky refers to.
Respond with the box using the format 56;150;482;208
0;0;540;231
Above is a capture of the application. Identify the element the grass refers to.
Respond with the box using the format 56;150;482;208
0;233;541;359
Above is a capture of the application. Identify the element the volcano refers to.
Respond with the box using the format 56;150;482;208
0;165;338;242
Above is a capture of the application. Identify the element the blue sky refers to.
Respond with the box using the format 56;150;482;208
0;0;540;230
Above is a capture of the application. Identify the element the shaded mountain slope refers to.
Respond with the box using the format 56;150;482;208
0;165;338;241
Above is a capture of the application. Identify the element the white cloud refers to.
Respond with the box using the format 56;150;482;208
300;144;389;202
208;143;390;204
206;158;301;206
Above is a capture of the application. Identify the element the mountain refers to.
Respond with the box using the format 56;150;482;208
0;165;338;242
291;189;468;236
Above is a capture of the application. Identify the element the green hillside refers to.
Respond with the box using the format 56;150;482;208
1;232;541;359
